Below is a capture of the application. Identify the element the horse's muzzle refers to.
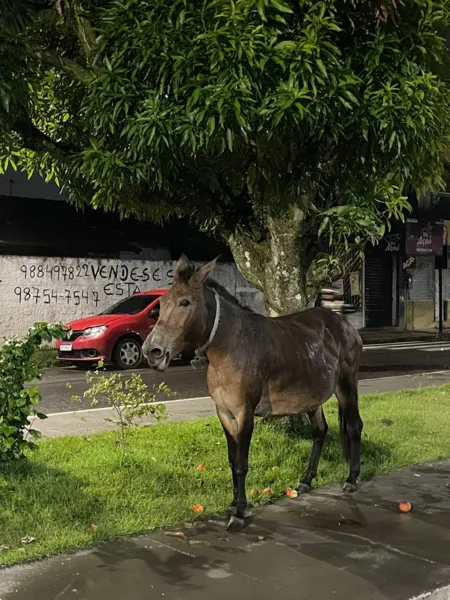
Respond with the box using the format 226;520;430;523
144;344;171;372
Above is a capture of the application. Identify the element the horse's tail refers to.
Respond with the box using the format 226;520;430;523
338;406;351;462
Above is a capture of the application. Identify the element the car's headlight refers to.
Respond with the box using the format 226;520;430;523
83;326;108;338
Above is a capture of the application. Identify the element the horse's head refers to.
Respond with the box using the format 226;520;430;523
143;255;218;371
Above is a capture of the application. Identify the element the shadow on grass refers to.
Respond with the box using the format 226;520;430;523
0;458;105;562
256;416;393;483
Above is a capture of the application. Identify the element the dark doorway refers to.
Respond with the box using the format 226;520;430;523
364;246;395;328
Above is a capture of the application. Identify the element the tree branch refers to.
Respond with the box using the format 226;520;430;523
12;111;76;154
35;50;91;82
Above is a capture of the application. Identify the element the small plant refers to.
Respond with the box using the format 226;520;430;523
0;322;64;462
74;364;168;459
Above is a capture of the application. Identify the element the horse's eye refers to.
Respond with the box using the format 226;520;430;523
179;299;190;307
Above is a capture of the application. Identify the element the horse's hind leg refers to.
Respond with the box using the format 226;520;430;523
335;373;363;493
297;407;328;494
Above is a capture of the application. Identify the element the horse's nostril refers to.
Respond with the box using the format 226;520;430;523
150;347;164;359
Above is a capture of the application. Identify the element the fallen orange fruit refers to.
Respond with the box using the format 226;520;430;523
192;504;204;513
399;501;412;513
263;488;273;495
196;464;206;471
250;488;259;497
286;488;298;499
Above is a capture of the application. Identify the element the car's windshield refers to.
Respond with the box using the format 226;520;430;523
101;295;159;315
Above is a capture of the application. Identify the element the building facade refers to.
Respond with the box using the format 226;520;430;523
361;191;450;332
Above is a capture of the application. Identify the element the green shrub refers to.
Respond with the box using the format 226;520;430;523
73;365;169;460
0;323;64;462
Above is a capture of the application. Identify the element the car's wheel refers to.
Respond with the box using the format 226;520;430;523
72;361;96;370
113;337;142;370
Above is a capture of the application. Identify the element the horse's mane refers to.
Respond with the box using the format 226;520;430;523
207;279;255;313
176;261;255;313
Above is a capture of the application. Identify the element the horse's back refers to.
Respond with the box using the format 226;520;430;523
290;307;362;363
265;306;361;359
252;307;362;417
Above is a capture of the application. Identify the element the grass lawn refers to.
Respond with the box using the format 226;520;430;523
2;384;450;566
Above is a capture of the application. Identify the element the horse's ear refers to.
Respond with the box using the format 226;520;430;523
192;256;220;284
174;254;194;283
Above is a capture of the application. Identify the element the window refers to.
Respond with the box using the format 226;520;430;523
101;295;159;315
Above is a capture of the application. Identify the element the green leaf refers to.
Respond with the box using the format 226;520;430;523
34;411;48;420
270;0;293;14
316;59;327;78
208;116;215;136
342;90;359;105
274;41;297;52
28;429;42;439
318;216;329;236
226;128;233;151
257;0;267;21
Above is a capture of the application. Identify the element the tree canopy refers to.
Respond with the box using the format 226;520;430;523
2;0;450;313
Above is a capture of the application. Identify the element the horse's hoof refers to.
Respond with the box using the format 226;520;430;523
226;515;246;531
296;483;312;495
343;481;358;493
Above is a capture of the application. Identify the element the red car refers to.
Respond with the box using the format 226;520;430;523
56;290;166;370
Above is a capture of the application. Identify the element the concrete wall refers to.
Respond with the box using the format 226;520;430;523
406;300;434;330
0;256;265;340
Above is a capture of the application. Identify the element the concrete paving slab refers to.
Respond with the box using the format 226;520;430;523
2;460;450;600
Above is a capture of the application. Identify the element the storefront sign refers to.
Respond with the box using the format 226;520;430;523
402;256;416;270
405;218;444;255
385;235;400;252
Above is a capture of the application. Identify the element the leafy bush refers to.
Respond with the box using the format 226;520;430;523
0;323;64;462
73;365;169;460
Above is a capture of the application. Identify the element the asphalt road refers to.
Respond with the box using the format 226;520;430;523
34;341;450;414
37;363;206;413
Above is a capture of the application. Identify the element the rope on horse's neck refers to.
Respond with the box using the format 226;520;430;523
198;289;221;355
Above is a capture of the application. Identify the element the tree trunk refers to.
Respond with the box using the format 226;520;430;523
228;206;323;316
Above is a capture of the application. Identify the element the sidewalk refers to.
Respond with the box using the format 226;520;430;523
3;459;450;600
34;370;450;438
360;330;450;344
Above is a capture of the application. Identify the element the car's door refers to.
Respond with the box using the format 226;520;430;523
137;296;160;340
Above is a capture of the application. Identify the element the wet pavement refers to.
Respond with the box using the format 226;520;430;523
3;460;450;600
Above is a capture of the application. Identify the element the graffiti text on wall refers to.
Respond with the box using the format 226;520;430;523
19;263;174;285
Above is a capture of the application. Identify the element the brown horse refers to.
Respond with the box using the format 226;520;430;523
143;256;363;529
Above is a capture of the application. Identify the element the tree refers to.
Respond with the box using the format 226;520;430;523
2;1;450;314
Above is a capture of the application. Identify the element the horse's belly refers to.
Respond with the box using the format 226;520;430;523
255;391;324;418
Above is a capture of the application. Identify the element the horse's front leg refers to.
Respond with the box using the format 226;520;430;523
221;424;238;513
218;408;254;530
